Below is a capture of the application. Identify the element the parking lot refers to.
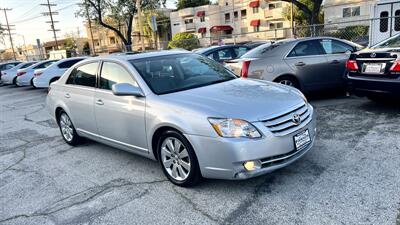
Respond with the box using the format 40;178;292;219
0;85;399;225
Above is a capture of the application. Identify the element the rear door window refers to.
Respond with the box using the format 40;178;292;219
66;62;98;87
320;39;354;54
287;40;325;57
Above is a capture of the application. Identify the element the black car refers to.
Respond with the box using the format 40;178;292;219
346;34;400;101
193;45;251;64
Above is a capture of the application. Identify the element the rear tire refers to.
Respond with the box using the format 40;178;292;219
12;77;17;86
275;76;300;90
57;110;81;146
30;78;36;89
157;130;202;187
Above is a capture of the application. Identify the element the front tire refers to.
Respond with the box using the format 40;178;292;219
275;76;300;90
157;130;201;187
57;111;81;146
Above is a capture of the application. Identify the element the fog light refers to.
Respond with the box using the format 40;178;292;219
243;160;261;171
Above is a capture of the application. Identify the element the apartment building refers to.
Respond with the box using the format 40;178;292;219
169;0;292;45
324;0;377;27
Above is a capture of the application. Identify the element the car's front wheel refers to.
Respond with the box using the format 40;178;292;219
275;76;300;90
157;130;201;187
58;111;81;146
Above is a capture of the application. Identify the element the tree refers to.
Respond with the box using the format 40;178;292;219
176;0;210;10
78;0;165;51
64;38;76;50
168;33;199;50
140;10;170;49
281;0;323;25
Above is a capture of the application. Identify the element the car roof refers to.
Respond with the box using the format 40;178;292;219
194;45;247;54
99;50;190;61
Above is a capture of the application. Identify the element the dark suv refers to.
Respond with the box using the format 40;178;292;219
346;34;400;101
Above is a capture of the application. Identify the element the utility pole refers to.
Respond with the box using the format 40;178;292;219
85;0;96;55
291;0;295;37
136;0;145;51
41;0;60;50
0;8;16;60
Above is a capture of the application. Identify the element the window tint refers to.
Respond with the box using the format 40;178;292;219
380;11;389;32
100;62;136;90
233;47;248;58
21;62;36;69
58;59;84;69
395;10;400;32
66;62;98;87
35;60;57;69
4;64;15;70
320;39;353;54
288;41;324;57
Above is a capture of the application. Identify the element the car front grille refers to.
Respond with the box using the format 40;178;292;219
262;103;311;136
260;142;311;168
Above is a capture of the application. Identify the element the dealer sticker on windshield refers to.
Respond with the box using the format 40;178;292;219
294;129;311;150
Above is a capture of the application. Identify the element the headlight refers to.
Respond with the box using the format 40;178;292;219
208;118;262;138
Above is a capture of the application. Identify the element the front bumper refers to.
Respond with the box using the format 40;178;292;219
185;105;317;180
346;74;400;95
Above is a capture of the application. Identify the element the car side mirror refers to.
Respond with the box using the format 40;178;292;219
112;83;144;97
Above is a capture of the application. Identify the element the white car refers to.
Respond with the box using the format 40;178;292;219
1;62;37;85
16;60;58;87
32;57;87;88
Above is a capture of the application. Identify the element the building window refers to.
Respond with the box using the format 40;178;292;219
253;25;260;32
234;11;238;21
276;22;283;29
201;32;206;38
173;23;180;26
94;40;100;46
343;6;360;18
269;23;275;30
110;37;116;44
225;13;230;23
395;10;400;32
184;18;193;24
225;2;228;6
380;11;389;32
241;9;247;19
200;16;205;22
269;3;281;9
253;7;259;14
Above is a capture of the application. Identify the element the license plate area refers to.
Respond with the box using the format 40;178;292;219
294;129;311;150
362;63;386;74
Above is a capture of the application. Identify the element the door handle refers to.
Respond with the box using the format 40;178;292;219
330;60;340;64
295;62;306;67
64;93;71;99
96;99;104;105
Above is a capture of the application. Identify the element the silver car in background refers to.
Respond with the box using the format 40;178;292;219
226;37;363;92
16;59;58;87
47;51;316;186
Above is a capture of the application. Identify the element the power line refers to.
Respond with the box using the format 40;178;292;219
41;0;60;50
0;8;17;60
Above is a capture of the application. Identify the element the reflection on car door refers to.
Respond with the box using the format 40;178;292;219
319;39;354;87
94;61;147;153
64;62;98;133
284;40;328;91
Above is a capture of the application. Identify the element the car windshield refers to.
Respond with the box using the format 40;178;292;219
240;41;285;58
372;34;400;49
130;53;237;95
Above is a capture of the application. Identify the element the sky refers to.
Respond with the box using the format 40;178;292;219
0;0;176;49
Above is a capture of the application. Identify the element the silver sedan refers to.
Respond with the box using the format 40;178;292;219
46;51;317;186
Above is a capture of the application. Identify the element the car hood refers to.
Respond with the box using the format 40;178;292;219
161;78;305;122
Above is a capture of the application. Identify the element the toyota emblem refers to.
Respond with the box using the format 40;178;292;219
292;114;301;125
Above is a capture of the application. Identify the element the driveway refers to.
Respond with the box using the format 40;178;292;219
0;85;399;225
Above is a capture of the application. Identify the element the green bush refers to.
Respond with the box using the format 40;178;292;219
168;33;200;51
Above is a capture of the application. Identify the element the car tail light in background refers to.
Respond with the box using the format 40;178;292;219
346;60;358;71
389;61;400;72
17;71;26;76
34;71;43;77
241;61;251;78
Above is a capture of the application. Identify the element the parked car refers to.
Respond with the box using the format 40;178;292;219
0;61;38;85
32;57;87;88
243;41;273;49
346;33;400;101
194;45;251;64
226;37;363;92
16;59;58;87
46;50;316;186
0;61;21;83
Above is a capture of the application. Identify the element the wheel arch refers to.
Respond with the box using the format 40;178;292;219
151;125;184;161
273;74;303;90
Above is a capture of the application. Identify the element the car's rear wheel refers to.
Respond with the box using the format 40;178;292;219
30;78;36;88
12;77;17;86
58;111;81;146
157;130;201;187
275;76;300;90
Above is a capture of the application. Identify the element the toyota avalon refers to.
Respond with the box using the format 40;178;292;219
46;51;316;186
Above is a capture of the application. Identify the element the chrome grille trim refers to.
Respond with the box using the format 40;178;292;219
262;103;311;136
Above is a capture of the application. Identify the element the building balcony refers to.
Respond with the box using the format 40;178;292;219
179;8;194;17
264;8;288;20
185;23;195;31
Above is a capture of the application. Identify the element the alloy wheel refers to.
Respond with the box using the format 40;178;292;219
160;137;191;181
279;79;294;86
60;113;74;142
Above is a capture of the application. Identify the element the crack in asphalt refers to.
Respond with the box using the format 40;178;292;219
0;178;168;224
172;186;220;224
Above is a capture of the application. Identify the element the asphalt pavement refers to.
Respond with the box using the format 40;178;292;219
0;85;399;225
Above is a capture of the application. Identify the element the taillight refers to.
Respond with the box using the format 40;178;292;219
241;61;251;78
17;71;26;76
390;61;400;72
34;71;43;77
346;60;358;71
